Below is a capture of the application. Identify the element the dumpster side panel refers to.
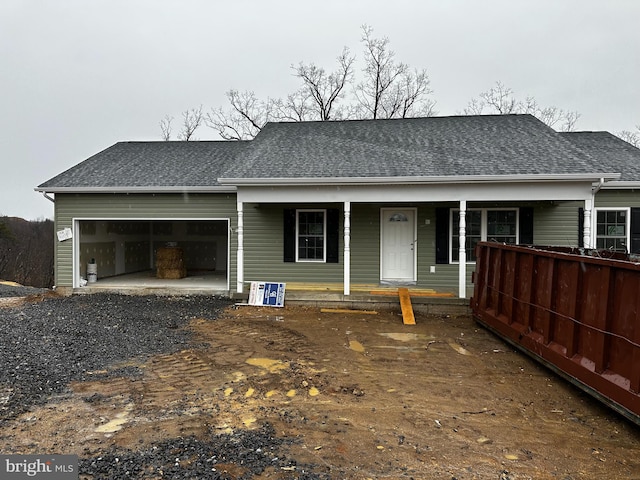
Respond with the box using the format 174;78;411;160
471;242;640;425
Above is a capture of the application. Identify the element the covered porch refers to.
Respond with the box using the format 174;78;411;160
232;175;613;300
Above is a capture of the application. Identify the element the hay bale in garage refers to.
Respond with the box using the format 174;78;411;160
156;247;187;279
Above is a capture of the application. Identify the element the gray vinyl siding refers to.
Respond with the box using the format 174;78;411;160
350;204;380;283
242;203;343;284
54;193;237;288
533;201;582;247
532;194;640;248
352;204;458;291
595;189;640;208
417;205;458;293
241;203;461;293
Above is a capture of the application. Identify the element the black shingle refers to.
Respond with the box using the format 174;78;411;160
38;141;247;189
221;114;605;179
40;115;631;190
560;131;640;182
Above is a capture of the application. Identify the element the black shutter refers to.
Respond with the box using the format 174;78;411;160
631;208;640;254
435;207;449;264
519;207;534;245
578;207;584;248
283;209;296;262
326;208;340;263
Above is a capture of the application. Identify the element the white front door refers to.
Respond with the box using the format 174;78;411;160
380;208;417;283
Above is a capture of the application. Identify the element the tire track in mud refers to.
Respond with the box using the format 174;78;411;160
65;316;344;452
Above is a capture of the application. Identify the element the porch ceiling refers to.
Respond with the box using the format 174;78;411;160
234;178;605;204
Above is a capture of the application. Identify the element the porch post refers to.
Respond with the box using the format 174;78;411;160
458;200;467;298
583;198;592;249
236;201;244;293
344;201;351;296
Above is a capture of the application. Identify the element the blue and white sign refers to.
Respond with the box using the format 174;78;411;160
248;281;286;307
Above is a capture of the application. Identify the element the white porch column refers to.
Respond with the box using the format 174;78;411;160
236;201;244;293
583;198;592;249
458;200;467;299
343;201;351;296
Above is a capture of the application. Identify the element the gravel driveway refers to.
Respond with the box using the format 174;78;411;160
0;288;334;478
0;291;230;422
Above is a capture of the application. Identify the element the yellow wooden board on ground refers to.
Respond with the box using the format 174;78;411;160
320;308;378;315
369;289;456;297
398;287;416;325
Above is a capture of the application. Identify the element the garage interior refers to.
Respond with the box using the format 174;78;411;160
77;220;229;291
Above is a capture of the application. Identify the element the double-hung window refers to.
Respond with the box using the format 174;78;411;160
297;209;326;261
284;208;339;263
451;208;518;262
595;208;629;252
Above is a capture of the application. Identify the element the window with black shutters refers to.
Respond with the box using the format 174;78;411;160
283;208;340;263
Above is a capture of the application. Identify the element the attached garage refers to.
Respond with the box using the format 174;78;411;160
47;191;238;295
76;219;229;291
35;140;244;295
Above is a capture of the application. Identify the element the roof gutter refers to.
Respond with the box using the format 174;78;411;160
219;173;621;186
599;181;640;189
34;186;238;194
40;192;55;203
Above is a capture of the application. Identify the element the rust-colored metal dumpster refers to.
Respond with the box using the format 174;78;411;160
471;242;640;425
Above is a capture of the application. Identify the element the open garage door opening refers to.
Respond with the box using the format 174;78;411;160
76;219;229;293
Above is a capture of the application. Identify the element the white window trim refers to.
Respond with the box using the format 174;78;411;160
450;207;520;264
592;207;631;252
296;209;327;262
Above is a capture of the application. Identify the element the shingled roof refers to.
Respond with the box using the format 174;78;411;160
38;140;247;191
560;131;640;182
220;114;608;181
39;114;626;192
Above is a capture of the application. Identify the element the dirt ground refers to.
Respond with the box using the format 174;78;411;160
2;304;640;479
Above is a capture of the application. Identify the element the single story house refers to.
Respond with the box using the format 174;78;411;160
36;114;640;300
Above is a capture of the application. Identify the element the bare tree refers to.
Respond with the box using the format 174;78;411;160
206;90;274;140
292;46;355;121
476;81;518;114
163;26;435;140
177;106;204;141
561;111;581;133
617;126;640;147
0;217;54;287
271;89;315;122
388;68;437;118
354;25;435;120
463;81;580;131
159;115;173;141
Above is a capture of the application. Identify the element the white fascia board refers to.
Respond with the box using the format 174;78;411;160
34;186;237;194
220;173;620;186
236;181;598;203
600;181;640;189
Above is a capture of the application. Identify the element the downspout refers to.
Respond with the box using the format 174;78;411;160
41;192;55;203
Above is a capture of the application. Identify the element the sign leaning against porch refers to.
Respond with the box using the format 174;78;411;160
248;282;286;307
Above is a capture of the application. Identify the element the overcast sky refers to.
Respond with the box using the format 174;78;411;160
1;0;639;220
